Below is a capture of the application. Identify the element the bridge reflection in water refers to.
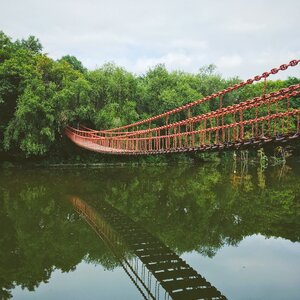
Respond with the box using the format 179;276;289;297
70;196;227;300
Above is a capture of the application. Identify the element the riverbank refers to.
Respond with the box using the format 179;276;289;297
2;152;300;170
2;140;300;169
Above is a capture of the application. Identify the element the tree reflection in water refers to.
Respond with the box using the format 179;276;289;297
0;162;299;298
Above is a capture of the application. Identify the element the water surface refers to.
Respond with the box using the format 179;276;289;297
0;160;299;299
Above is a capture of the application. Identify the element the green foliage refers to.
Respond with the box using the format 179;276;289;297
16;35;43;53
88;63;138;106
136;65;205;119
58;55;87;73
1;48;92;155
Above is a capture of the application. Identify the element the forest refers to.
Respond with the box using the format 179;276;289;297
0;31;299;161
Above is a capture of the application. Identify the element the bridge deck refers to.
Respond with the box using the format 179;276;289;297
65;130;130;154
67;127;300;155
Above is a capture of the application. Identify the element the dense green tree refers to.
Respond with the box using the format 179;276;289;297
58;55;87;73
16;35;43;53
2;52;92;155
88;63;138;107
0;32;42;152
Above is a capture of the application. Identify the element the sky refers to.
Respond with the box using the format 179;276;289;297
0;0;299;79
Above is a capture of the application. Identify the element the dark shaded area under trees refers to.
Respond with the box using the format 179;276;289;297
0;31;299;163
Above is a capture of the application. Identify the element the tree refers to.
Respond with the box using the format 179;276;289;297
17;35;43;53
59;55;86;73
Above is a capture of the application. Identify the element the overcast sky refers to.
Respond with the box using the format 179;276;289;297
1;0;299;79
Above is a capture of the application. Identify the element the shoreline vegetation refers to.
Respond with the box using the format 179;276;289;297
1;149;300;169
0;31;299;165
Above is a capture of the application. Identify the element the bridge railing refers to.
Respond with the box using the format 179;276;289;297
110;84;300;138
94;59;300;136
68;60;299;140
66;83;300;154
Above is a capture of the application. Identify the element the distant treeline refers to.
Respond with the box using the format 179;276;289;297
0;31;299;159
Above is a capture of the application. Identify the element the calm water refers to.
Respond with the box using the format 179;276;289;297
0;160;300;299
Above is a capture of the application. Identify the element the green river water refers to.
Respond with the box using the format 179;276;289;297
0;159;299;299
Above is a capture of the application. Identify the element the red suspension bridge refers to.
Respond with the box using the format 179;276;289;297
66;60;300;155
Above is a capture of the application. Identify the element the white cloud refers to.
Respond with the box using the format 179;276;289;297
217;55;243;69
226;21;266;33
0;0;299;79
169;39;209;51
132;52;206;73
